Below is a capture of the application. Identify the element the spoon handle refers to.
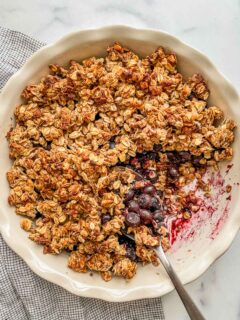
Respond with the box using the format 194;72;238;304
154;246;205;320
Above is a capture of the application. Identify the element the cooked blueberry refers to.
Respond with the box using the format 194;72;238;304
179;151;191;162
154;144;162;152
127;200;140;213
139;209;153;224
125;212;141;227
133;187;142;195
168;166;179;178
125;189;135;202
188;93;195;100
126;247;137;261
109;141;116;149
192;156;202;167
143;185;156;195
166;152;176;162
152;220;166;230
118;235;135;247
138;194;152;209
166;152;181;164
140;151;148;158
150;197;160;211
146;152;156;160
101;214;112;224
153;210;164;222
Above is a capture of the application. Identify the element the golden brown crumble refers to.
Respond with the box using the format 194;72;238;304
7;43;235;280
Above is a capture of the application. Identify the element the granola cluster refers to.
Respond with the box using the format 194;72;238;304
7;43;235;281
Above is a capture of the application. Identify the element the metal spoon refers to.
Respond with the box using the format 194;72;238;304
122;231;205;320
117;165;205;318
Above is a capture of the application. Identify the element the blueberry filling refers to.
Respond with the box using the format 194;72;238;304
121;148;205;239
118;235;138;262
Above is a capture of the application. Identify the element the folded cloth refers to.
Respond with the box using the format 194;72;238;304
0;26;165;320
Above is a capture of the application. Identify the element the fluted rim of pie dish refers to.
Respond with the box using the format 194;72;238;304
0;25;240;302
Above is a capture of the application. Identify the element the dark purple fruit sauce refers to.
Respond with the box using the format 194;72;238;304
119;147;206;260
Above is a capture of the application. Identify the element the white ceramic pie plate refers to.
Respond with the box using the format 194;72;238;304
0;26;240;302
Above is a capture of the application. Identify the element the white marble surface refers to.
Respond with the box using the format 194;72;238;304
0;0;240;319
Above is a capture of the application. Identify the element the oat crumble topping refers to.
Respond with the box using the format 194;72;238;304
7;43;235;281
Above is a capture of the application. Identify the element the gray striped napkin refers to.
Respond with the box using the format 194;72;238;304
0;26;165;320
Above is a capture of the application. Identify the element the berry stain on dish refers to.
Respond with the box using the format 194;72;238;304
6;43;236;281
